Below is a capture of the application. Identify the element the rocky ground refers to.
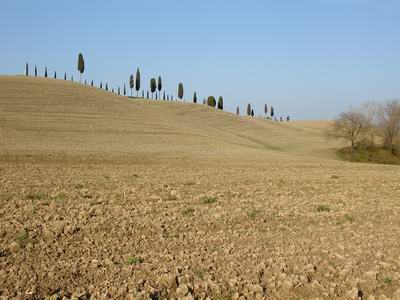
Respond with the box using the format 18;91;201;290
1;153;400;299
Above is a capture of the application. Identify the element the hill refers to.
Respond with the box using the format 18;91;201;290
0;76;335;160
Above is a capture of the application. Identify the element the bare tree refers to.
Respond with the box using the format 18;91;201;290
326;109;373;152
377;100;400;151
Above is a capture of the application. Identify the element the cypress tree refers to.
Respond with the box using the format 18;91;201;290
157;76;162;99
54;71;57;79
135;68;141;96
236;107;240;115
163;91;166;100
91;80;93;86
178;83;184;101
264;104;268;118
100;82;103;89
171;95;174;101
156;93;158;100
45;67;48;78
270;106;275;118
71;75;73;81
85;79;87;85
118;87;120;95
193;92;197;103
105;83;108;91
287;116;290;122
146;91;149;98
150;78;156;98
77;53;85;83
247;103;251;116
64;72;67;80
251;109;254;117
112;88;114;93
280;116;283;122
123;84;126;96
129;74;134;96
167;94;170;101
207;96;216;107
217;96;223;110
35;66;37;77
25;62;29;76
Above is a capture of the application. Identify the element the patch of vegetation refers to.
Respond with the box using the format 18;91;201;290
247;209;261;220
317;204;331;212
0;249;11;257
383;277;392;285
193;267;206;278
337;147;400;165
54;192;67;202
201;196;217;204
15;229;29;248
127;256;144;265
26;191;46;200
183;207;195;216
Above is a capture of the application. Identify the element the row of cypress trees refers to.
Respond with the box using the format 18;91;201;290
25;54;290;119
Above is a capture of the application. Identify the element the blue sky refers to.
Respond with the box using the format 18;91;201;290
1;0;400;119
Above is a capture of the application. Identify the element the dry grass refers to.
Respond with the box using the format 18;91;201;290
0;76;399;299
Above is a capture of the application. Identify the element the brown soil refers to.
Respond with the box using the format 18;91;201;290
1;76;399;299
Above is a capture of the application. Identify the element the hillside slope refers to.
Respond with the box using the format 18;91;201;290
0;76;336;159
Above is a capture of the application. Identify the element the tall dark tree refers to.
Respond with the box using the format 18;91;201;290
157;76;162;99
71;75;73;82
146;90;149;99
150;78;156;98
163;91;166;100
85;79;87;85
178;83;184;101
105;83;108;91
135;68;141;96
142;90;144;98
207;96;216;107
123;84;126;96
280;116;283;122
25;63;29;76
112;88;114;93
77;53;85;83
264;104;268;118
129;74;134;96
64;72;67;80
91;79;94;86
247;103;251;116
45;67;48;78
167;94;170;101
270;106;275;118
287;116;290;122
118;87;120;95
34;66;37;77
155;93;158;100
193;92;197;103
251;109;254;117
100;82;103;89
54;71;57;79
217;96;224;110
236;107;240;115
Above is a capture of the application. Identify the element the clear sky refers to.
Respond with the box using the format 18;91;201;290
1;0;400;119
